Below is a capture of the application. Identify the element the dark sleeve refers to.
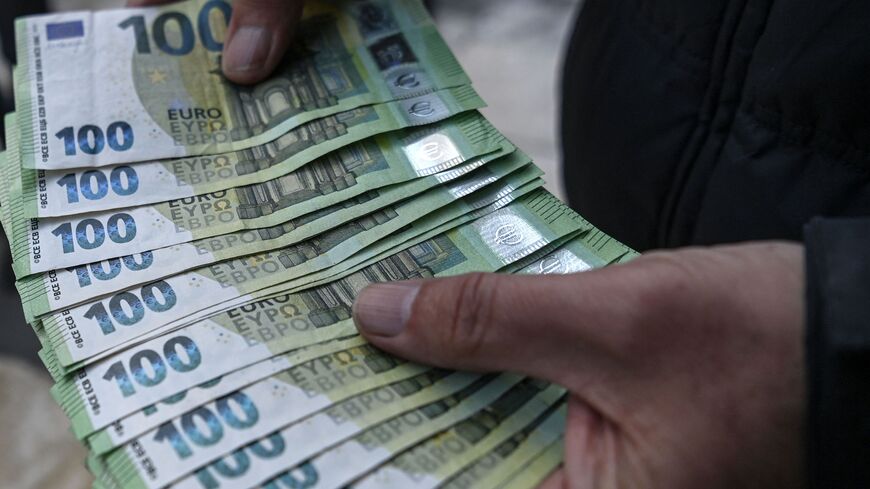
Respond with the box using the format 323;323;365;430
804;218;870;488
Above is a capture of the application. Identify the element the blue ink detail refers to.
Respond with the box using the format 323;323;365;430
47;21;85;41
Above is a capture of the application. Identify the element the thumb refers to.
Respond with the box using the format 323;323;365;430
222;0;304;84
352;271;632;387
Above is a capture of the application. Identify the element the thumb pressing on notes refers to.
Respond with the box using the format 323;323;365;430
352;271;611;388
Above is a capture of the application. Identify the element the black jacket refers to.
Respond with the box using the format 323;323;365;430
561;0;870;486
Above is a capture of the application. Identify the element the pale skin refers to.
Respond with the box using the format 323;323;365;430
132;1;808;486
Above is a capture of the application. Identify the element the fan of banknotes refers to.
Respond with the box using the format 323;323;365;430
0;1;638;488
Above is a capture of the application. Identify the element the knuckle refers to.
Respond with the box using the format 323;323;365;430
440;273;500;359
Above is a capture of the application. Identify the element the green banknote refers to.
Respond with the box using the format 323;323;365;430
93;371;497;489
263;378;562;489
87;336;367;453
175;374;521;489
16;145;519;321
441;404;567;489
84;175;545;453
38;200;619;385
68;223;613;453
0;116;24;236
16;111;506;218
289;198;629;297
8;85;485;276
350;383;566;489
509;225;634;275
0;151;14;235
43;185;579;372
32;173;541;380
37;157;539;367
497;438;565;489
90;369;475;489
15;0;470;169
86;337;426;454
48;190;589;436
33;181;562;381
44;174;544;430
75;175;547;370
92;344;432;488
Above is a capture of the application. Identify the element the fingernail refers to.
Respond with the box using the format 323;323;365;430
353;282;421;337
224;26;270;74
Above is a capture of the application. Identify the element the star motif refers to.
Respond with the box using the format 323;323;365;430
148;69;168;84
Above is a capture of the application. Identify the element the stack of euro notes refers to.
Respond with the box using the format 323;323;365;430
0;1;637;488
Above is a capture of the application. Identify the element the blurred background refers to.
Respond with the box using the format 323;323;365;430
0;0;579;487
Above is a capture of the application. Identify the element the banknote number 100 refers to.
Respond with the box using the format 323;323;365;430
56;122;135;156
83;280;177;335
102;335;201;397
154;392;259;459
58;166;139;204
70;252;154;288
51;213;137;255
119;0;232;56
194;434;294;489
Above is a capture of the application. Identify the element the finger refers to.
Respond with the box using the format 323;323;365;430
352;269;642;389
222;0;303;84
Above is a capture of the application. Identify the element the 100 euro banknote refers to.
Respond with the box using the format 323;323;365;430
348;384;565;489
94;371;495;489
439;405;566;489
7;85;485;276
37;161;541;367
92;342;439;489
16;147;516;320
85;337;424;454
88;233;609;454
16;146;517;320
15;0;469;169
16;111;506;218
263;378;562;489
48;191;589;434
55;175;544;443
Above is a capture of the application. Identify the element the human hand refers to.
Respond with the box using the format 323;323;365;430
128;0;303;84
353;242;806;488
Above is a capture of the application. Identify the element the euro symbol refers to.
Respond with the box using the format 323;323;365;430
394;72;421;89
418;141;444;161
539;256;565;274
495;224;524;246
408;101;436;117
